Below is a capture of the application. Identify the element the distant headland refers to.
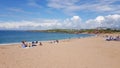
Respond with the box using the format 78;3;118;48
27;28;120;34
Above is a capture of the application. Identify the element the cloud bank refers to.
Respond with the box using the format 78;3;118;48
47;0;120;14
0;14;120;30
85;14;120;29
26;0;120;15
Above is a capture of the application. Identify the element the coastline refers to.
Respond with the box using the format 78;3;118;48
0;34;120;68
0;34;95;46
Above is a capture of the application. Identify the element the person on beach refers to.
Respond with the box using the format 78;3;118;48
49;40;59;44
32;41;40;46
39;42;42;46
32;41;36;46
56;40;59;43
35;41;40;46
21;41;28;48
53;40;59;44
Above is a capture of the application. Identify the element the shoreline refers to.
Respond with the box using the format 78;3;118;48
0;35;95;46
0;32;120;46
0;33;120;68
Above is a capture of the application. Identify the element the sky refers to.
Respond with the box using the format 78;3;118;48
0;0;120;30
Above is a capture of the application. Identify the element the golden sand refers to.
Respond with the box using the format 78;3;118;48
0;36;120;68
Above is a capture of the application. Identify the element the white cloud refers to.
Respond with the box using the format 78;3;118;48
63;16;82;29
71;16;81;22
6;8;32;14
0;14;120;30
27;0;42;8
85;14;120;29
47;0;78;8
95;16;105;23
47;0;120;14
0;16;82;30
7;8;25;13
0;20;60;30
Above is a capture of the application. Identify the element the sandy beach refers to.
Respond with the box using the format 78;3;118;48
0;35;120;68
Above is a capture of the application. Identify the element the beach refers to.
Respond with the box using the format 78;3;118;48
0;35;120;68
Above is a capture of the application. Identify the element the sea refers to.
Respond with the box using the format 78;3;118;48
0;30;95;45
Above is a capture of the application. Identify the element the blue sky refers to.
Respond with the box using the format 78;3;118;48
0;0;120;30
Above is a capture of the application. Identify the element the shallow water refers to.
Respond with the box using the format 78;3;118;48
0;30;94;44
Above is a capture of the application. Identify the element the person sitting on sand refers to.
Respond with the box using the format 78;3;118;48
35;41;40;46
56;40;59;43
114;36;120;41
21;41;28;48
32;41;39;46
32;41;36;46
106;36;113;41
53;40;59;44
39;42;42;46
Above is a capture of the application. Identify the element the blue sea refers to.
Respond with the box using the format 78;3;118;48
0;30;95;44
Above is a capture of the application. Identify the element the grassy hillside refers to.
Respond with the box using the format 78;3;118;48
28;29;120;34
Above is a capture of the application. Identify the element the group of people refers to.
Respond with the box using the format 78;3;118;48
21;41;42;48
50;40;59;44
105;35;120;41
21;40;59;48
